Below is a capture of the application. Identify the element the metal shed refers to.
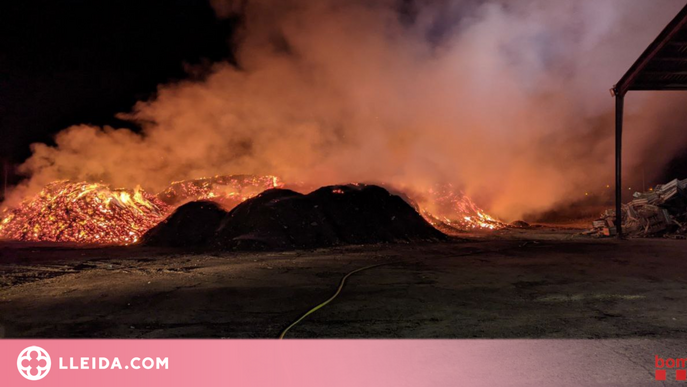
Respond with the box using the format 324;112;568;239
612;3;687;237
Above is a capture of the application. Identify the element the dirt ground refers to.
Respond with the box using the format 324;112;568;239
1;227;687;339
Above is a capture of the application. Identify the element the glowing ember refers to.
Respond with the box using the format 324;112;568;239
418;184;505;231
0;181;168;244
0;177;502;245
157;175;282;208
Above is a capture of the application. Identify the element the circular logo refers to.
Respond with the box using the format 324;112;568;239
17;346;51;381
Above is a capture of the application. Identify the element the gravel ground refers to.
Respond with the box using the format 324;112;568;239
1;228;687;339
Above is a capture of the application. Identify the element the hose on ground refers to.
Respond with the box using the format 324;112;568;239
279;263;388;339
278;242;532;339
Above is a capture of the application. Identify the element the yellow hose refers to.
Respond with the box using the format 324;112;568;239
279;263;388;339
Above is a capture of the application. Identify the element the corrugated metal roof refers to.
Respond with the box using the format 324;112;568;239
614;4;687;94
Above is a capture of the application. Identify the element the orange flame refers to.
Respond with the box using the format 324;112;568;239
0;177;503;244
0;181;168;244
417;184;506;231
158;175;283;208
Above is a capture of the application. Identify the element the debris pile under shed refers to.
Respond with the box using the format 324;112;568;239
143;184;446;250
589;178;687;237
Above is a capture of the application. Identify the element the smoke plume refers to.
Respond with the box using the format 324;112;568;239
8;0;687;220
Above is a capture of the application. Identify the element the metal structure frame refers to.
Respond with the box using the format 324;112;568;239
612;3;687;237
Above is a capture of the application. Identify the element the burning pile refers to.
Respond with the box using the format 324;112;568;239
0;181;168;244
0;175;283;244
418;184;505;232
157;175;282;207
589;178;687;238
0;176;505;245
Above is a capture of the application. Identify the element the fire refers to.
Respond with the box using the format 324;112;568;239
157;175;282;207
0;181;168;244
0;177;503;244
0;175;283;244
418;184;505;231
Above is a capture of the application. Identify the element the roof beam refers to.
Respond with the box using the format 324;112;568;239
653;57;687;61
630;84;687;90
640;70;687;75
614;4;687;94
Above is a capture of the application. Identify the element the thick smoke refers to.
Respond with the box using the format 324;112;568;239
8;0;687;220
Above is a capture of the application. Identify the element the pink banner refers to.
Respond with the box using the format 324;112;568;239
0;339;678;386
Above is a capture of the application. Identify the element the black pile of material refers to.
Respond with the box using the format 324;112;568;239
143;184;446;250
143;201;227;247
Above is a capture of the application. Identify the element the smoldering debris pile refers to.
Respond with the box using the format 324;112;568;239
143;184;446;250
157;175;282;208
589;178;687;238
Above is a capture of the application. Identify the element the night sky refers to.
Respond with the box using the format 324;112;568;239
1;0;236;181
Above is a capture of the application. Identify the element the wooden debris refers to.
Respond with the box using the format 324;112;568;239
589;178;687;238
